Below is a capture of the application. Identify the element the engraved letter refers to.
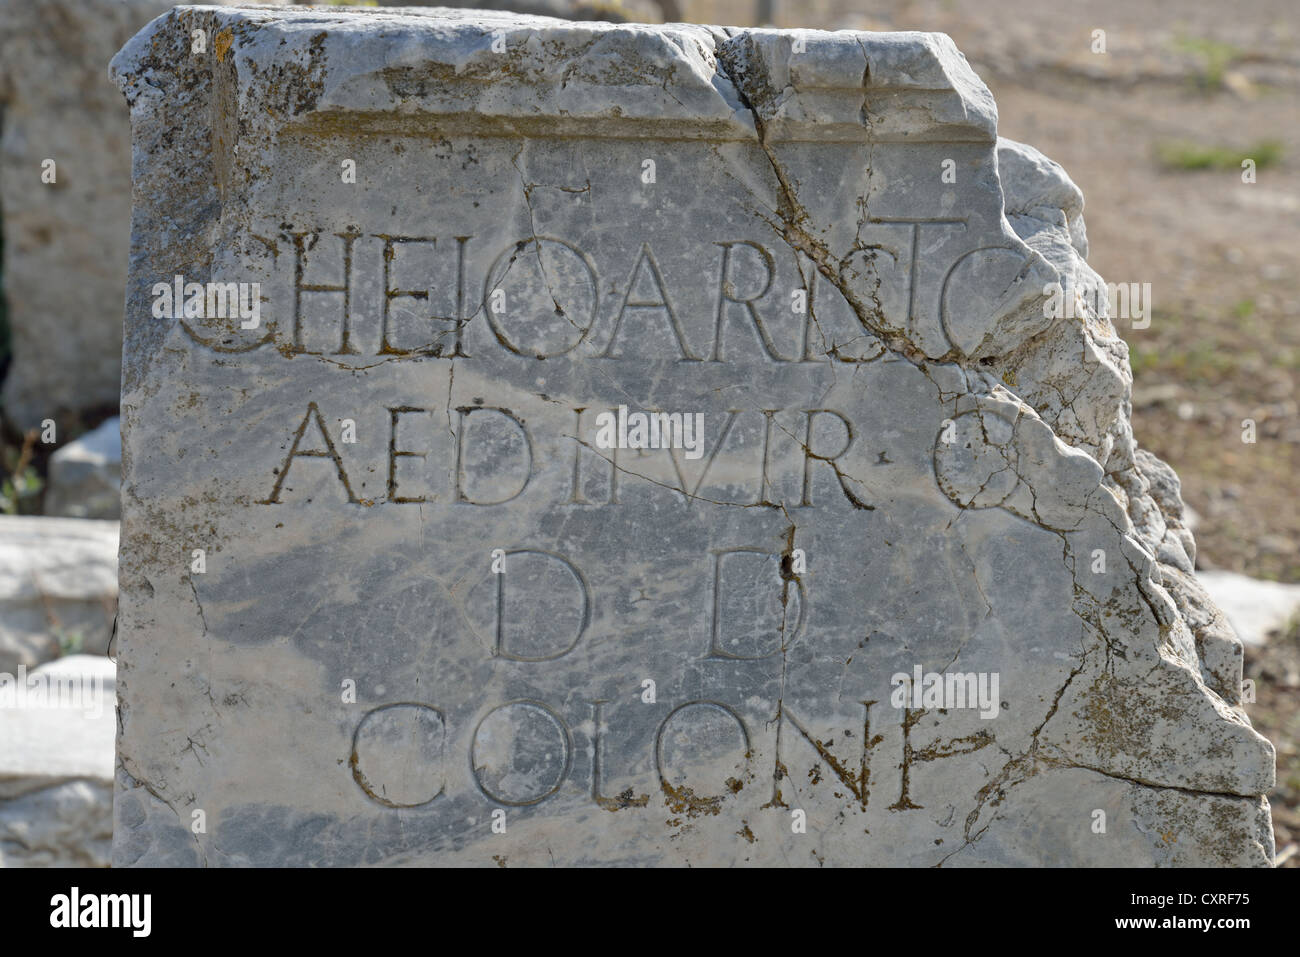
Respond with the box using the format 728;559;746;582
799;409;870;509
455;407;533;505
492;549;590;661
291;230;362;355
601;242;700;360
259;402;358;504
471;700;573;806
707;547;806;660
387;406;429;503
712;241;790;362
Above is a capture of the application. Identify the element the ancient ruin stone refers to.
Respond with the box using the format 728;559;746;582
45;417;123;520
0;655;116;868
0;516;118;671
108;7;1274;867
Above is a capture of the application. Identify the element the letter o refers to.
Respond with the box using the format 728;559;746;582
471;699;573;806
483;237;599;357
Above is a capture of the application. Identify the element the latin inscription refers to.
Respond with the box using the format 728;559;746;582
177;219;1032;365
185;223;1009;834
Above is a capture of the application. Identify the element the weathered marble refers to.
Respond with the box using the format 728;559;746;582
109;7;1275;867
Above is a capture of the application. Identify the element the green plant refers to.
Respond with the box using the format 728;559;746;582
1129;345;1161;375
55;627;86;657
0;428;42;514
0;464;41;514
1155;138;1283;171
1172;34;1242;91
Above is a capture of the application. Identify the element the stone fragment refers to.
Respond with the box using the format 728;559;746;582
0;516;118;672
0;780;114;867
108;7;1275;867
0;654;116;792
0;655;115;867
45;417;123;520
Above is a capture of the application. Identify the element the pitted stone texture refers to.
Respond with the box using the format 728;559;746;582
109;7;1273;867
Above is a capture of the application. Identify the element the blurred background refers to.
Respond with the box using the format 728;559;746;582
1;0;1296;865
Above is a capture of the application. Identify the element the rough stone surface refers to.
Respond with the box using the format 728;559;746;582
0;656;115;867
0;781;114;867
0;517;118;672
0;0;176;430
109;7;1275;867
45;417;123;520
